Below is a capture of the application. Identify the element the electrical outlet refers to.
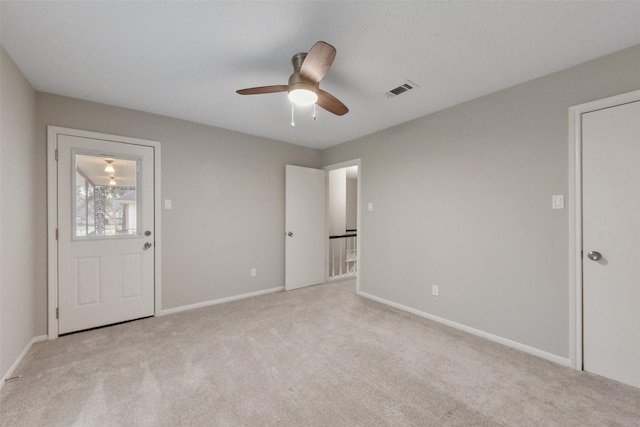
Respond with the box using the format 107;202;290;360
432;285;439;296
250;268;256;277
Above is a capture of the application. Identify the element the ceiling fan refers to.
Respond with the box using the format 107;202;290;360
236;41;349;116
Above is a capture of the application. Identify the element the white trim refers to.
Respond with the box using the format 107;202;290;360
159;286;284;316
359;292;571;367
0;335;47;391
568;89;640;371
46;128;58;339
47;126;162;339
323;159;362;294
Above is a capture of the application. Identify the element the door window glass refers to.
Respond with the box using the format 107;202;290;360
74;153;139;238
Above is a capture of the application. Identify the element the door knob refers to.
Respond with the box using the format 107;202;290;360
143;242;153;250
287;231;293;237
144;230;152;236
587;251;602;261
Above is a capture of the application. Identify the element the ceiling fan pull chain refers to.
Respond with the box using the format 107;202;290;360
313;103;317;121
291;104;295;127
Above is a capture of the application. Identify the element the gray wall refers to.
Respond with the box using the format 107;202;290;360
1;47;39;379
346;177;357;230
35;94;321;316
322;44;640;358
328;168;347;236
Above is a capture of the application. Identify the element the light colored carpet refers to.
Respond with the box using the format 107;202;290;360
2;279;639;426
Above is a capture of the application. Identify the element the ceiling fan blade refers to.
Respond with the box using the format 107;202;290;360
316;89;348;116
236;85;288;95
300;41;336;83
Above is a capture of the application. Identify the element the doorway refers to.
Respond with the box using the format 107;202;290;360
325;160;361;290
569;90;640;388
47;127;162;338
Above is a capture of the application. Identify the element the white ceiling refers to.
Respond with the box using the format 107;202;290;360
76;154;137;187
2;1;640;150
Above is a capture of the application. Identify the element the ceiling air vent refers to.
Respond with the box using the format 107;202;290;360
386;80;419;98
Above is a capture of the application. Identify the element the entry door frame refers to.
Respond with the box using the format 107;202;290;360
47;126;162;339
323;159;361;294
568;89;640;371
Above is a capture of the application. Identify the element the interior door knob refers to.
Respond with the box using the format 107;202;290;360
143;242;152;250
587;251;602;261
287;231;293;237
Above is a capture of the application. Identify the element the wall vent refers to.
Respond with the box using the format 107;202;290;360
386;80;419;98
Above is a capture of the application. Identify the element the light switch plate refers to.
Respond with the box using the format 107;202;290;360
368;202;373;212
164;199;172;209
552;195;564;209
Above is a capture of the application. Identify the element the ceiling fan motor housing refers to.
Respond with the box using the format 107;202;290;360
288;73;319;94
289;53;318;94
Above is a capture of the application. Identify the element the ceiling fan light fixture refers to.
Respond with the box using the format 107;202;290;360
288;88;318;106
109;176;117;186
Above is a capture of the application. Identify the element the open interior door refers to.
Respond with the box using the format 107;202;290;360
285;165;326;290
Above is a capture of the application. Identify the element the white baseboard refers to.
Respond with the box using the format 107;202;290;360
1;335;47;391
357;291;571;368
160;286;284;316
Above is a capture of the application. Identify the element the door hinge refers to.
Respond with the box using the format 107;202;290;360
55;228;58;240
55;149;58;161
56;307;59;319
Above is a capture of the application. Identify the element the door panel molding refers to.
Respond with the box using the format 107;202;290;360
47;126;162;339
568;89;640;371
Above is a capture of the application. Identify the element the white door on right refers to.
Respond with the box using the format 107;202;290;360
582;100;640;389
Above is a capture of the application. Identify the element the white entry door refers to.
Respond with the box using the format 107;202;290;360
582;100;640;388
285;165;326;290
57;134;155;334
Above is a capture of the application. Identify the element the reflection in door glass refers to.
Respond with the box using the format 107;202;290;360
74;154;139;238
